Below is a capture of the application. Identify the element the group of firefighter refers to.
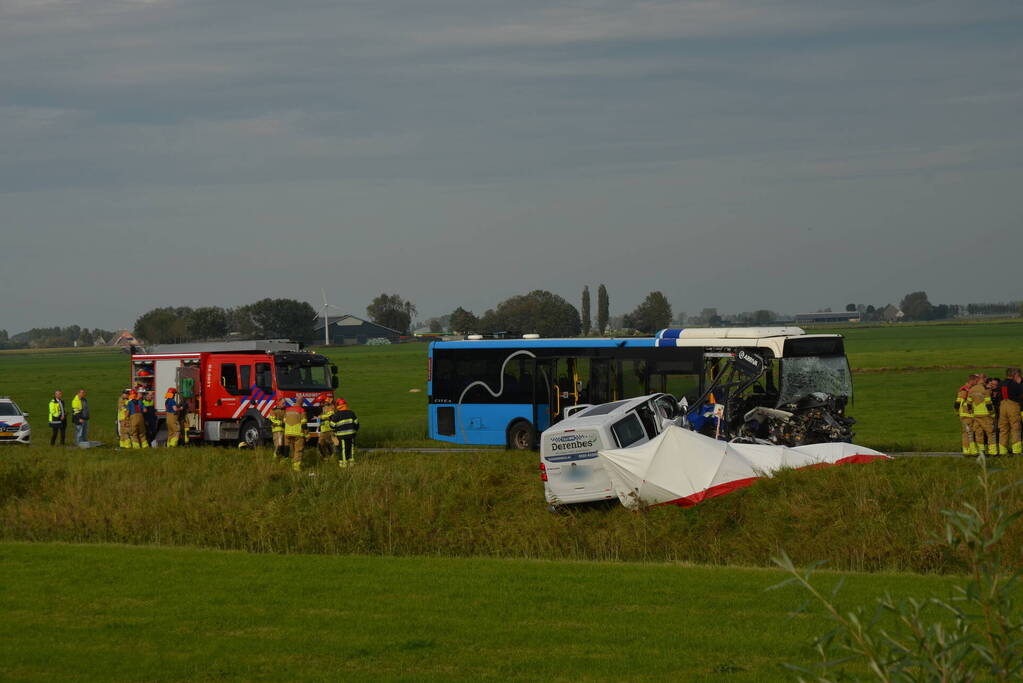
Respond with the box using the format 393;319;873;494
115;388;359;470
955;368;1022;456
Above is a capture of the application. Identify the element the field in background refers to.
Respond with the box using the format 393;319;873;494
0;542;959;681
2;321;1020;450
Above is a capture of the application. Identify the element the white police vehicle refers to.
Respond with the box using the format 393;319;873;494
540;393;682;506
0;397;31;445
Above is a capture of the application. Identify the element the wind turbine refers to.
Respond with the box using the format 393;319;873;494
314;288;341;346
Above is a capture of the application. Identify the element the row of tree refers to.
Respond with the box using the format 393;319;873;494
0;326;116;350
134;300;318;345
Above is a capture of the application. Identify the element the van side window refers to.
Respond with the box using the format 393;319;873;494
220;363;240;394
611;413;646;448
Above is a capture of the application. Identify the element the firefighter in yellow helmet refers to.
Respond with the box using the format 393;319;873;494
267;397;288;460
968;377;996;456
283;399;307;472
165;387;184;447
328;397;360;468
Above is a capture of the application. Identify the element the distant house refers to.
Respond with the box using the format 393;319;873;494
794;312;861;325
314;315;402;345
109;331;141;347
881;305;904;323
92;336;107;346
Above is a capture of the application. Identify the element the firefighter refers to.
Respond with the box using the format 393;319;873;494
126;391;148;448
1000;367;1023;455
283;400;307;472
142;390;158;446
117;389;131;449
318;400;337;459
955;375;978;456
968;378;996;456
268;397;288;460
987;377;1002;454
329;397;359;468
165;387;184;447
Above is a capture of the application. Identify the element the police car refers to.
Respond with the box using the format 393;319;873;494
0;397;31;445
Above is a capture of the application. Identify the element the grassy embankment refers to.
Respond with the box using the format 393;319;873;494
3;320;1021;450
0;541;960;681
2;444;1020;573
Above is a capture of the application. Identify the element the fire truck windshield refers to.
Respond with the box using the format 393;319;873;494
276;362;331;391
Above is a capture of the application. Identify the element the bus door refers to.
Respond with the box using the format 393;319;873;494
533;357;574;432
587;357;614;405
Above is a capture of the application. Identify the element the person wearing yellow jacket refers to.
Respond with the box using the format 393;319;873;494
317;402;337;459
116;389;131;448
968;380;996;456
267;398;288;460
48;390;67;446
955;376;978;455
283;401;307;472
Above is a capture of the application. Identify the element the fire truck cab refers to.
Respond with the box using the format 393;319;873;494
130;340;338;447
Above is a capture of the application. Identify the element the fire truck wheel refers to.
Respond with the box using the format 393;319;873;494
506;420;535;450
240;419;262;448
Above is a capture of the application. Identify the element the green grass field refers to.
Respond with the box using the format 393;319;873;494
2;322;1021;679
0;542;959;681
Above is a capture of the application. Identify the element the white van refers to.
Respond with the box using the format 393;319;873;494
540;393;682;506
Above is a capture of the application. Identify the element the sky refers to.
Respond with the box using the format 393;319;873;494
2;0;1021;333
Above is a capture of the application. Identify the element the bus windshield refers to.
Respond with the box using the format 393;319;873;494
276;362;331;391
777;355;852;405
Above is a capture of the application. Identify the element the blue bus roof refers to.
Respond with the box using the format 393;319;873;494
430;338;657;351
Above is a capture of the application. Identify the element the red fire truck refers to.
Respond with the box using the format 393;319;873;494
129;340;337;447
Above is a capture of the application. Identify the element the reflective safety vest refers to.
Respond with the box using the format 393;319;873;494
268;408;286;433
117;398;128;421
319;406;335;433
284;407;306;437
330;409;359;437
48;399;65;422
968;385;992;417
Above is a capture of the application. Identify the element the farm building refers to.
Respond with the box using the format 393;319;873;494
314;315;402;345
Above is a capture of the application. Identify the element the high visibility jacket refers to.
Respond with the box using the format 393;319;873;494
284;406;306;437
49;399;65;423
329;409;359;437
968;385;993;417
268;408;286;433
117;398;128;421
956;387;972;418
71;395;85;417
319;406;335;433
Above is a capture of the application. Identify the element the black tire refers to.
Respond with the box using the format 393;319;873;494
506;421;535;450
240;419;262;448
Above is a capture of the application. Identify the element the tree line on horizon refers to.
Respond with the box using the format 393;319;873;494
5;291;1021;350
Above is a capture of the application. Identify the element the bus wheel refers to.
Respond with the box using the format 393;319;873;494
506;421;535;450
240;419;262;448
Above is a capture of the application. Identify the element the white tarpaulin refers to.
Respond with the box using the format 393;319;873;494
597;426;889;510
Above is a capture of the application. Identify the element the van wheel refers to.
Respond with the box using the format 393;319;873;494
507;421;535;450
240;419;262;448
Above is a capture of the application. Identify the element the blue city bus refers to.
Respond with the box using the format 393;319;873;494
427;337;705;448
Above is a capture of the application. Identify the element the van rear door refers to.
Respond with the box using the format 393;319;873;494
542;428;613;503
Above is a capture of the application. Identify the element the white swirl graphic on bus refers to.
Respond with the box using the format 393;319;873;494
456;350;538;444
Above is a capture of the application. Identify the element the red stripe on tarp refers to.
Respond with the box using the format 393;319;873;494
652;454;890;508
